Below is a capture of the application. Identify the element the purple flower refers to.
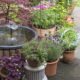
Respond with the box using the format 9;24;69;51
33;3;52;10
0;54;25;80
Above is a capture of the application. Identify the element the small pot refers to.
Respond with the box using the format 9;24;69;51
0;67;9;78
27;59;40;68
34;27;56;38
45;59;59;76
62;50;75;63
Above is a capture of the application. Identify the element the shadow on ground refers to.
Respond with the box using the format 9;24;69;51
48;59;80;80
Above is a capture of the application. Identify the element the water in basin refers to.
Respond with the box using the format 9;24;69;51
0;25;37;47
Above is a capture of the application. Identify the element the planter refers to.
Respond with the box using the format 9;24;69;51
24;63;47;80
62;50;75;63
0;11;6;24
34;27;56;38
45;59;59;76
0;67;8;79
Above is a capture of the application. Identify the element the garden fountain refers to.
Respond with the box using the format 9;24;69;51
0;23;38;56
0;22;37;49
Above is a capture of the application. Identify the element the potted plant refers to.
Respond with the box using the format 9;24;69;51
40;39;63;76
46;40;63;76
31;7;56;38
58;27;79;63
22;40;47;68
22;40;48;80
31;2;67;38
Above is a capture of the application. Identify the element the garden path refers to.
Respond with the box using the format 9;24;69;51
72;7;80;59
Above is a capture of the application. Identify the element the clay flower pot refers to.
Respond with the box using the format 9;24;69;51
34;27;56;38
0;11;6;24
45;59;59;76
62;50;75;63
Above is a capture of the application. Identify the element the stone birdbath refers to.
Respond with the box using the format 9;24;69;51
0;22;38;56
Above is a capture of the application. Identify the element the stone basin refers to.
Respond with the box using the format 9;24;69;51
0;25;38;49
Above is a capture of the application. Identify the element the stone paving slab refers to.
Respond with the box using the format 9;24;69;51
48;59;80;80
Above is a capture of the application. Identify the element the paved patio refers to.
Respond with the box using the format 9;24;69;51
48;7;80;80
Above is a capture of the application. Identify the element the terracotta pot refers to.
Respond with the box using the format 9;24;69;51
0;11;6;24
45;59;59;76
34;27;56;38
62;50;75;63
27;59;40;68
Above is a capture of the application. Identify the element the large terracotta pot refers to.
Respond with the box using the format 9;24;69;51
34;27;56;38
45;59;59;77
62;50;75;63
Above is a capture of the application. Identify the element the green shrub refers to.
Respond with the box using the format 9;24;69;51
22;40;47;66
31;3;67;29
58;27;78;51
40;39;63;62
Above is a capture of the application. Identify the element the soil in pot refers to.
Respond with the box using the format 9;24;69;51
27;59;40;68
45;59;59;77
62;50;75;63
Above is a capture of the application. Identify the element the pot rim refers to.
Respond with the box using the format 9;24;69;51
24;62;47;71
34;26;56;30
47;59;59;65
64;50;75;53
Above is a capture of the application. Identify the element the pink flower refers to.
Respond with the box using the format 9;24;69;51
33;4;49;10
66;16;73;24
32;1;53;10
